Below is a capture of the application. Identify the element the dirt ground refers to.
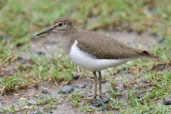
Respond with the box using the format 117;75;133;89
0;31;165;114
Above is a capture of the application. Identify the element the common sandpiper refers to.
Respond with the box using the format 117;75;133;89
36;18;159;98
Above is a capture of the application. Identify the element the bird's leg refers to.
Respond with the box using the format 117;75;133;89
93;71;98;99
98;71;102;98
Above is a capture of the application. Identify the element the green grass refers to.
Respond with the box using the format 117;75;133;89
0;0;171;113
0;0;170;39
0;95;58;113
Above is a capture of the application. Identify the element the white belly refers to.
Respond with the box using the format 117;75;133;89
69;40;131;71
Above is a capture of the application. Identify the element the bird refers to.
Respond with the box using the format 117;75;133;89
36;18;159;99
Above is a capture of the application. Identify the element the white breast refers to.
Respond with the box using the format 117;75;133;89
69;40;131;71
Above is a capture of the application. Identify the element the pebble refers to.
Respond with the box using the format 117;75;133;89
151;63;167;71
59;85;73;94
30;111;43;114
8;113;13;114
157;34;165;43
0;36;11;40
72;85;79;90
101;98;109;104
44;110;53;113
41;90;48;94
17;56;23;60
101;80;108;84
48;111;53;113
37;51;45;56
16;42;23;48
39;96;47;100
1;101;6;105
72;75;80;80
137;94;141;99
111;87;119;91
81;84;88;88
156;64;166;71
81;84;93;89
91;99;102;107
102;105;110;111
163;99;171;105
91;97;110;107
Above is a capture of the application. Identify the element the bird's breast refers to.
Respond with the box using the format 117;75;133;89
69;40;131;71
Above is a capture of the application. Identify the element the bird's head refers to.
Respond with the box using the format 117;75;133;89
36;18;74;36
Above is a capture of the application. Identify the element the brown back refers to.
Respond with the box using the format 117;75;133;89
69;30;158;59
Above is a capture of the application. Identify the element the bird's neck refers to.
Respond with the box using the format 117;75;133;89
60;27;77;54
60;27;77;37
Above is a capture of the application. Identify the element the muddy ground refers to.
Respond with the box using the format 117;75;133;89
0;31;166;114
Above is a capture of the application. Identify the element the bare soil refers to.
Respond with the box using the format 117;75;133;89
0;31;162;114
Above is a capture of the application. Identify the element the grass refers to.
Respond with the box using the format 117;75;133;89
0;0;171;113
0;95;58;113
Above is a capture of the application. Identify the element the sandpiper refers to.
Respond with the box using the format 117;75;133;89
37;18;159;98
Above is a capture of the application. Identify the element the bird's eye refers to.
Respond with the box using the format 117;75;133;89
58;23;63;27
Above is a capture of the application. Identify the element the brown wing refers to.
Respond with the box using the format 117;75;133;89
71;30;158;59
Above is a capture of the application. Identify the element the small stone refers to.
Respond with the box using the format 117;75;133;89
72;75;80;80
1;101;6;105
163;99;171;105
37;51;45;56
91;99;103;107
8;113;13;114
30;111;43;114
101;80;108;83
44;110;53;113
102;98;109;104
150;32;158;36
111;87;119;91
16;42;24;48
13;99;19;103
39;96;47;100
89;85;93;88
145;7;156;14
81;84;93;89
137;94;141;99
102;105;110;111
81;84;88;88
17;56;23;60
0;36;11;40
72;85;79;90
157;34;165;43
48;111;53;113
127;28;134;33
59;85;73;94
41;90;48;94
152;63;166;71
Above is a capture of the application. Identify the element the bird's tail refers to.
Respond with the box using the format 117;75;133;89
139;50;159;59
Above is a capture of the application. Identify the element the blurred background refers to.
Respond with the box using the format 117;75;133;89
0;0;170;43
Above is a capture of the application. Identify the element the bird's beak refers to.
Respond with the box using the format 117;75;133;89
36;27;54;36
